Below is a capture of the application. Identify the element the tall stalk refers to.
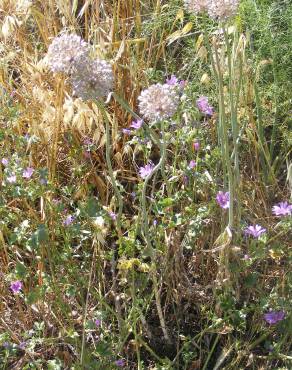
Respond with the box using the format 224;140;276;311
141;121;170;343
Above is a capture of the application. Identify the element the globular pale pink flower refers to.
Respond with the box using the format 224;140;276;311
184;0;208;14
216;191;230;209
71;58;114;101
130;119;143;130
206;0;239;21
22;167;34;179
272;201;292;217
264;311;285;325
10;280;23;294
245;225;266;239
197;96;214;116
7;174;16;183
46;33;90;73
139;163;154;179
138;83;179;122
188;160;196;169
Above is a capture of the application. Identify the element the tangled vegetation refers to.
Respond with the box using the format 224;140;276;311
0;0;291;369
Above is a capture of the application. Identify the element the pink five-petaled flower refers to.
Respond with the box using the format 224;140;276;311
196;96;214;116
272;201;292;217
264;311;285;325
10;280;23;294
115;359;125;367
22;167;34;179
216;191;230;209
188;160;196;169
122;128;131;135
1;158;9;166
245;225;266;239
95;319;101;327
109;211;117;221
166;75;179;86
63;214;74;226
193;141;200;151
139;163;154;179
130;119;143;130
7;174;17;183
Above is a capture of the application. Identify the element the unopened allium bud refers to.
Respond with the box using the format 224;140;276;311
46;33;90;73
138;83;179;122
184;0;208;14
206;0;239;20
71;58;114;101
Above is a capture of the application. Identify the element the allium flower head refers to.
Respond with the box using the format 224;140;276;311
197;96;214;116
138;83;179;122
216;191;230;209
139;163;154;179
184;0;208;14
244;224;266;239
272;201;292;217
46;33;90;73
71;58;114;101
264;311;285;325
10;280;23;294
206;0;239;21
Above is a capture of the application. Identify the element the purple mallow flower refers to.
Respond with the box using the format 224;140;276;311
196;96;214;116
130;119;143;130
188;160;196;169
109;211;117;221
245;224;266;239
115;359;125;367
139;163;154;179
7;174;16;183
10;280;23;294
166;75;179;86
272;201;292;217
95;319;101;327
264;311;285;325
216;191;230;209
22;167;34;179
193;141;200;151
63;214;74;226
1;158;9;166
122;128;131;135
